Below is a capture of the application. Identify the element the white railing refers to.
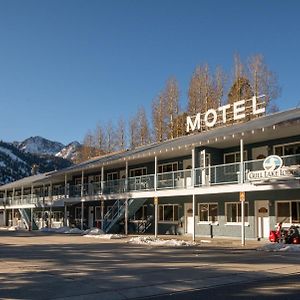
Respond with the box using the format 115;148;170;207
2;154;299;205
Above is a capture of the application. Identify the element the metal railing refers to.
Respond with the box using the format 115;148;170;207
157;169;193;190
1;154;299;206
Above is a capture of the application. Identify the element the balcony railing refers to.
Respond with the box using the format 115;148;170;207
1;154;299;206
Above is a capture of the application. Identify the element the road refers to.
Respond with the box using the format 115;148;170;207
0;231;299;300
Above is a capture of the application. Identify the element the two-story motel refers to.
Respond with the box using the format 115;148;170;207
1;97;300;241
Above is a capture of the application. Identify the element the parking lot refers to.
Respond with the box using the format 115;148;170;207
0;231;300;300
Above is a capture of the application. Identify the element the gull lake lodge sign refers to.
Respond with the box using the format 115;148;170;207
186;95;266;133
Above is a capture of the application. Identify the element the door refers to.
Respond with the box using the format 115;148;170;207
200;150;211;185
185;203;193;234
88;206;94;228
255;200;270;239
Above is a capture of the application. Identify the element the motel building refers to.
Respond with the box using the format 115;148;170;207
0;96;300;241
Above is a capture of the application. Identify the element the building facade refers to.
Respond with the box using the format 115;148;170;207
1;106;300;241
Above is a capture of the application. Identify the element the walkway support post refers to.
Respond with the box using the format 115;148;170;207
81;170;84;230
154;156;157;191
192;194;196;242
154;196;158;238
125;199;128;235
240;138;245;246
64;174;68;226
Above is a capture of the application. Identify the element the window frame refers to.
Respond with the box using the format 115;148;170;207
273;142;300;156
158;204;179;223
198;203;219;224
225;202;249;225
129;167;147;178
158;162;178;174
276;200;300;225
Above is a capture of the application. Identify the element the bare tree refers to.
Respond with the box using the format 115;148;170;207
94;123;106;156
129;115;139;149
247;54;280;112
105;121;115;153
152;92;167;142
137;106;151;145
188;65;217;115
165;78;180;139
116;117;127;151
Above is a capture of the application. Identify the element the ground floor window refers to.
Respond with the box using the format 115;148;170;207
226;202;248;223
159;204;179;222
277;201;300;224
198;203;218;223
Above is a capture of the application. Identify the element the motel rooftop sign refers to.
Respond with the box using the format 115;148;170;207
186;95;265;133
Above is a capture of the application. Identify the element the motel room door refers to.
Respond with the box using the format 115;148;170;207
255;200;270;239
185;203;194;234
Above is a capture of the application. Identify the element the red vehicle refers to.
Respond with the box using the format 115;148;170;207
269;223;300;244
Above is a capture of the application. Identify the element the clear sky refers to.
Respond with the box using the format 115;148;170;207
0;0;299;145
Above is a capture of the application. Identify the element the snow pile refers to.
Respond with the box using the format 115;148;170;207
128;236;197;247
83;228;105;235
84;233;125;239
39;226;83;234
0;226;23;231
257;243;300;252
83;228;125;239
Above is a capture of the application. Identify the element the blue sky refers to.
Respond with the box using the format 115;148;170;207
0;0;299;145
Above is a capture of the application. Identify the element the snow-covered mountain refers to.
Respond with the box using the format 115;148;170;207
0;136;83;185
18;136;64;156
55;141;81;162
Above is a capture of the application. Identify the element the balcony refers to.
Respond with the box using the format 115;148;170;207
1;154;299;206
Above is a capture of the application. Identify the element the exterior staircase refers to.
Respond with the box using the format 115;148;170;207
18;208;38;230
103;198;147;233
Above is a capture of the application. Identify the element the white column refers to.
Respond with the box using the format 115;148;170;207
30;207;33;231
80;170;85;230
125;161;128;192
81;200;84;230
192;148;195;187
21;186;24;204
154;156;157;191
240;138;245;246
31;184;33;204
154;197;158;238
49;182;52;228
101;166;104;193
240;138;244;184
64;174;68;198
124;199;128;235
101;200;104;230
192;194;196;242
4;189;7;226
42;184;45;228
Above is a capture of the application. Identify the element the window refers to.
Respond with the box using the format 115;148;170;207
158;204;179;222
198;203;218;223
274;142;300;156
132;205;148;220
224;151;248;164
107;172;118;181
158;162;178;173
129;167;147;177
226;202;248;223
277;201;300;224
224;151;247;175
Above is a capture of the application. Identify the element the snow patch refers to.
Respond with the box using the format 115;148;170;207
257;243;300;252
128;236;197;247
39;226;83;234
0;146;26;164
